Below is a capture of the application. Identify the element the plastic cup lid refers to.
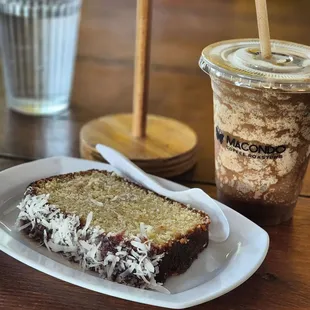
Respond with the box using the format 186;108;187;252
199;39;310;92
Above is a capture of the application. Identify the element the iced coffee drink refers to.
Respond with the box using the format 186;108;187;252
199;39;310;225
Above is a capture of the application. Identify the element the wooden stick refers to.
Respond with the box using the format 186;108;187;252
255;0;272;59
132;0;152;138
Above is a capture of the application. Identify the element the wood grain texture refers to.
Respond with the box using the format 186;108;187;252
1;179;310;310
0;0;309;192
132;0;152;138
0;158;27;171
80;113;197;177
0;2;310;307
301;164;310;197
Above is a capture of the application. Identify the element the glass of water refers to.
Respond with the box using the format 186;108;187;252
0;0;82;115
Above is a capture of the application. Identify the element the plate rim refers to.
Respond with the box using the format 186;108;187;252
0;156;269;309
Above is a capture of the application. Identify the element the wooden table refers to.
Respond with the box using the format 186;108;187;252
1;1;310;309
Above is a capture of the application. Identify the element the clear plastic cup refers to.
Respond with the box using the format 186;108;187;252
199;39;310;225
0;0;82;115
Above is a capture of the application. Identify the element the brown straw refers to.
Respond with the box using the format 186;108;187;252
132;0;152;138
255;0;272;59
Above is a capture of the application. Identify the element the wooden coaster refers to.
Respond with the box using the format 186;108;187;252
80;114;198;177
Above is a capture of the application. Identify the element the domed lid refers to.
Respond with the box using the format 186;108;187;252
199;39;310;91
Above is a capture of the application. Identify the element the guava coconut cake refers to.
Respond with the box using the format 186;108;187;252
15;170;210;292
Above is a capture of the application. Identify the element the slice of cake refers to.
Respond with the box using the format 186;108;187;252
16;170;210;291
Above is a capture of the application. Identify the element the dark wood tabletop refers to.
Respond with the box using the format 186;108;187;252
1;1;310;309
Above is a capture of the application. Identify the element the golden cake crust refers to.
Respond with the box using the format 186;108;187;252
19;169;210;287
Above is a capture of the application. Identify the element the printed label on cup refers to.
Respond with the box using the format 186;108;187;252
215;126;287;160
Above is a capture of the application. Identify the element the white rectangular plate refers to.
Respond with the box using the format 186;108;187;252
0;157;269;309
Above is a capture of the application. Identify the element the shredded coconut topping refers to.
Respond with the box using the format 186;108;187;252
16;194;169;293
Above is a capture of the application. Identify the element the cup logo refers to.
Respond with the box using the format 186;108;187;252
216;126;225;144
215;125;287;160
